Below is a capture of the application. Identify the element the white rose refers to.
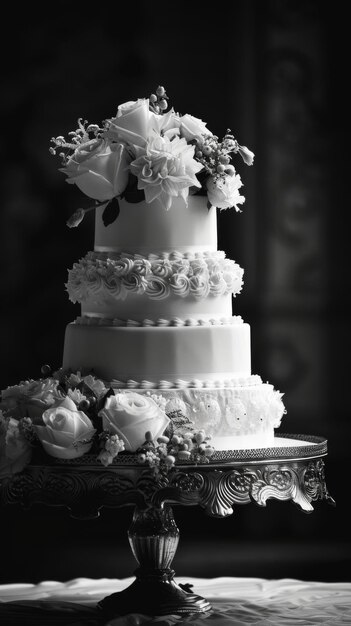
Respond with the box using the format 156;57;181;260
0;415;32;477
35;397;96;459
149;108;180;139
179;114;212;143
206;173;245;211
62;139;130;201
99;392;169;451
108;98;150;148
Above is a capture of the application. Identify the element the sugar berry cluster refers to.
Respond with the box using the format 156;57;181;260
149;85;169;114
136;429;215;472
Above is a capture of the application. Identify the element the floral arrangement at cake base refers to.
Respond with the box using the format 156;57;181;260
0;366;215;478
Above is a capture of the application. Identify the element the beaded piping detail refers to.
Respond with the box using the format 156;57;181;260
74;315;244;327
109;375;263;390
66;250;244;303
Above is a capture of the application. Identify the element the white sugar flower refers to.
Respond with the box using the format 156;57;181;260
206;173;245;211
62;139;131;201
99;392;169;452
178;114;212;143
35;397;96;459
130;135;202;210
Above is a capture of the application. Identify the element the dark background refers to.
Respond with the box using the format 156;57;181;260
1;0;350;584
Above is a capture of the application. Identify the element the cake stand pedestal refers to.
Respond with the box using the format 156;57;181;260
0;434;335;619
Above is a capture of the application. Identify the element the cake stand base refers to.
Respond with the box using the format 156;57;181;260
98;504;212;618
98;571;211;617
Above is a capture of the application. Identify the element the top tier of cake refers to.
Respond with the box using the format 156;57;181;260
94;195;217;255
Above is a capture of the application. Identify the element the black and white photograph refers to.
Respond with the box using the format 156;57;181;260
0;1;350;623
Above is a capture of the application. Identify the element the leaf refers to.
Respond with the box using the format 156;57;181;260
77;381;96;398
97;387;115;412
102;198;120;226
121;173;145;203
207;201;213;211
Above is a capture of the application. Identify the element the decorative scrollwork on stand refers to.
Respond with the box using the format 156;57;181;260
303;459;335;505
0;439;333;519
192;469;256;517
150;459;333;517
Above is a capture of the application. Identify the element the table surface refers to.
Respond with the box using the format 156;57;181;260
1;576;350;625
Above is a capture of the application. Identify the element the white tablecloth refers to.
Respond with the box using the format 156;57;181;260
1;576;351;625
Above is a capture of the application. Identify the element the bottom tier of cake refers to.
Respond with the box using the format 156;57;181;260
105;380;285;451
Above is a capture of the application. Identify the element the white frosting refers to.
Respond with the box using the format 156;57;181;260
67;250;243;318
81;292;233;321
63;321;251;383
94;195;218;254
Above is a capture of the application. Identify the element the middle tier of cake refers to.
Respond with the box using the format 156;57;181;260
63;317;251;385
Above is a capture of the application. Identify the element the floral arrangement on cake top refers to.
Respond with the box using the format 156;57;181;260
0;366;215;478
50;85;254;228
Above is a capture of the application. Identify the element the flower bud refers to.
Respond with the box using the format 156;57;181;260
156;86;165;96
219;154;230;164
171;435;181;445
238;145;255;166
177;450;191;461
184;437;193;447
157;435;169;444
67;208;85;228
40;364;52;377
195;431;206;444
79;399;90;411
225;165;235;176
165;454;176;467
159;99;168;111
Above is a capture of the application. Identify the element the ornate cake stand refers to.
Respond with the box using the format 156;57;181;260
0;433;334;619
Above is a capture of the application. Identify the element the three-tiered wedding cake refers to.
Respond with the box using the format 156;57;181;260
0;86;285;473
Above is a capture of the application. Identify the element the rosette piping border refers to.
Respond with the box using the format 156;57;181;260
66;250;244;304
